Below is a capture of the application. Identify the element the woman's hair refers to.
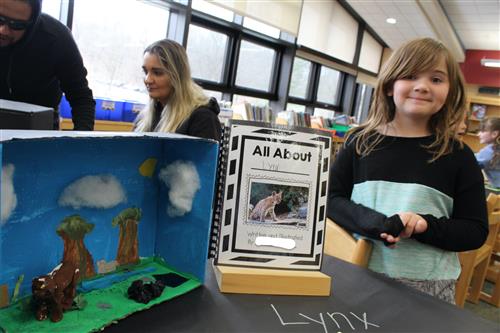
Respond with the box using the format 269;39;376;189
481;117;500;167
135;39;209;132
349;37;466;161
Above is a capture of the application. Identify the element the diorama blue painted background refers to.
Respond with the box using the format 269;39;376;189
0;143;3;280
0;136;218;296
156;140;219;282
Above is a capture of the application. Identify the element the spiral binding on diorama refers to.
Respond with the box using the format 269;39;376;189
208;124;231;258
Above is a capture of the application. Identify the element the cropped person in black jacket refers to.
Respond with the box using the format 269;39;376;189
0;0;95;130
134;39;221;141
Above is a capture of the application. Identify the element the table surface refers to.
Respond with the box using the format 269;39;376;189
103;256;498;333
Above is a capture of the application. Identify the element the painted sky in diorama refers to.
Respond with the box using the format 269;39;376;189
0;131;219;332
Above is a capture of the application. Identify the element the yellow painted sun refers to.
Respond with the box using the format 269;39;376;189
139;158;157;177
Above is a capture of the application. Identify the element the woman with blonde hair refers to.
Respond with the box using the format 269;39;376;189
135;39;221;140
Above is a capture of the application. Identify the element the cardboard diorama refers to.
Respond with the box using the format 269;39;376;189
0;130;219;332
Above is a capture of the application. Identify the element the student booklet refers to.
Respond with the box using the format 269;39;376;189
210;120;332;270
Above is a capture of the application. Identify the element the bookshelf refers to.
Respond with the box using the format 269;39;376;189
463;94;500;152
60;106;348;161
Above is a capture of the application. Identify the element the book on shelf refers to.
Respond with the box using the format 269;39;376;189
232;102;250;120
471;103;487;120
218;107;234;125
229;103;345;140
209;120;332;270
310;115;324;129
232;102;274;123
275;110;314;128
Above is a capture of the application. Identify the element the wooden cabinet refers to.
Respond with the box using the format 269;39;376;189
462;133;483;152
463;95;500;152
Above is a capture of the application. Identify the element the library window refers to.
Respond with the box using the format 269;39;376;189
353;83;374;124
289;57;312;99
243;17;281;39
314;108;336;120
233;95;270;107
72;0;169;102
286;103;306;113
187;24;229;83
41;0;61;20
235;40;277;92
316;66;342;106
191;0;234;22
204;90;223;101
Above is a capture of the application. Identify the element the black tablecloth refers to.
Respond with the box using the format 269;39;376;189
103;256;498;332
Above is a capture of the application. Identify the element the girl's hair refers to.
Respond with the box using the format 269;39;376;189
480;117;500;133
135;39;209;132
349;37;465;161
481;117;500;167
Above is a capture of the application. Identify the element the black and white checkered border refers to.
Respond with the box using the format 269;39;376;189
215;123;331;270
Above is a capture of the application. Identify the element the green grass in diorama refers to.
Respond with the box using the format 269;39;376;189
0;257;201;333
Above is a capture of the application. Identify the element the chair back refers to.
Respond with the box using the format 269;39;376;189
324;218;372;267
485;193;500;247
455;193;500;307
481;193;500;307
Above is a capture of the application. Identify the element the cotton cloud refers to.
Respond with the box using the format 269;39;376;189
59;174;126;209
158;161;200;217
1;164;17;224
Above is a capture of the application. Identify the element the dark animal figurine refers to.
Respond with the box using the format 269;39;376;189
32;262;80;322
127;279;165;304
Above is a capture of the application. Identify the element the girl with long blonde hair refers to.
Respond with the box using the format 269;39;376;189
327;38;488;303
134;39;221;140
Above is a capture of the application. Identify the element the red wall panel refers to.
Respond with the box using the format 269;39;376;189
460;50;500;88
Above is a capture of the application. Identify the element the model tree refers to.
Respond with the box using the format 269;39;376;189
56;215;96;279
113;207;142;265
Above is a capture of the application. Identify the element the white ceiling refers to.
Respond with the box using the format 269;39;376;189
346;0;500;62
441;0;500;50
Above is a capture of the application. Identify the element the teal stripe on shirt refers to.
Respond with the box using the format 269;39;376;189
352;180;460;280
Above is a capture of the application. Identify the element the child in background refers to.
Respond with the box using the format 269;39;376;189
475;117;500;190
327;38;488;303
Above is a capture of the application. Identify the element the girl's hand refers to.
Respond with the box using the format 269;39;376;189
380;233;400;248
414;218;428;234
379;212;428;248
398;212;427;238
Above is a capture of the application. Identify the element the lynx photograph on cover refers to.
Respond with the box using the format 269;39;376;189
247;181;309;227
213;120;331;270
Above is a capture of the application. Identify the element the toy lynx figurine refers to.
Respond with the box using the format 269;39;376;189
250;191;283;222
32;262;80;322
